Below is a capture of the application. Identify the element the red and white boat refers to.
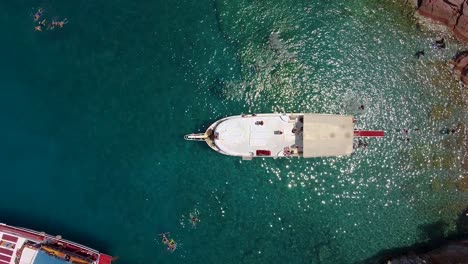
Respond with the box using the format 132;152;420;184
185;113;384;160
0;223;112;264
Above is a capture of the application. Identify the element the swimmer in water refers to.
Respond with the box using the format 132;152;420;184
49;18;68;30
57;18;68;28
354;139;368;149
48;20;56;30
159;232;170;245
397;128;419;142
414;50;425;59
33;8;44;21
189;213;199;227
433;38;446;50
34;25;42;31
167;239;177;252
440;123;461;135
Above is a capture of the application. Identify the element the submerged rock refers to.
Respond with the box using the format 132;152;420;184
417;0;468;41
456;175;468;191
268;31;296;61
387;239;468;263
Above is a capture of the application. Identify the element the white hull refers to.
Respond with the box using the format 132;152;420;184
186;113;362;159
0;223;112;264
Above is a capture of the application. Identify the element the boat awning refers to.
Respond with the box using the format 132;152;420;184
303;114;354;158
32;251;68;264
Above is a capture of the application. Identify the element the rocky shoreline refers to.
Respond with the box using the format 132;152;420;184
409;1;468;87
386;207;468;263
388;239;468;264
414;0;468;42
414;0;468;186
381;1;468;263
360;208;468;263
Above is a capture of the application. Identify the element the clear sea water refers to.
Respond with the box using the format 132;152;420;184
1;0;467;263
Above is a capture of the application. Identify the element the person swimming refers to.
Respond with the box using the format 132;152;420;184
398;128;419;142
414;50;425;58
440;123;461;134
34;25;42;31
56;18;68;28
356;139;368;149
33;8;43;21
159;232;169;245
433;38;446;50
49;18;68;30
167;239;177;252
353;139;368;149
189;213;199;226
159;232;177;252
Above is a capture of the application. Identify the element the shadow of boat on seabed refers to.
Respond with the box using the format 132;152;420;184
357;207;468;264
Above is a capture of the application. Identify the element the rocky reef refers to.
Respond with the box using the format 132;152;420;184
387;239;468;263
360;208;468;263
268;32;296;61
414;1;468;84
417;0;468;41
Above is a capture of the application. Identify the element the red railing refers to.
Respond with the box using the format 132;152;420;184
353;130;385;137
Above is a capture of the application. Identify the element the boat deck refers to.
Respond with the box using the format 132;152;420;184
213;114;303;157
185;113;384;159
0;224;111;264
0;231;26;264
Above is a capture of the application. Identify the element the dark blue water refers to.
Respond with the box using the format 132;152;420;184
1;0;467;263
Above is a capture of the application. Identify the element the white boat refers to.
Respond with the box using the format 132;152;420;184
185;113;384;160
0;223;113;264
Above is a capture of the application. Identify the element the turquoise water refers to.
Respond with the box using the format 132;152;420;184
1;0;467;263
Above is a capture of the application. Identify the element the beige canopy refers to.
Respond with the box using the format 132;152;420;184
302;114;354;158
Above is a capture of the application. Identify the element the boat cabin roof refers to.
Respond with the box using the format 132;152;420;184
302;114;353;157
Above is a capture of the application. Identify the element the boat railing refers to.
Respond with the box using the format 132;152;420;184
0;224;99;254
353;130;385;137
184;133;207;141
41;244;96;263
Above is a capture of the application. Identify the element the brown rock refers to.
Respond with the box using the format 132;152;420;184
449;50;468;84
388;239;468;263
460;67;468;84
418;0;464;27
450;51;468;75
416;0;468;42
453;1;468;41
